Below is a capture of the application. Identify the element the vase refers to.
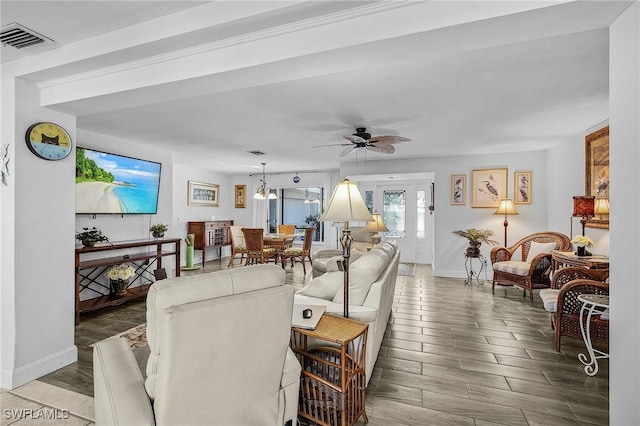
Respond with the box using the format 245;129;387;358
576;246;586;256
152;231;165;239
82;240;96;247
466;241;481;257
110;278;129;298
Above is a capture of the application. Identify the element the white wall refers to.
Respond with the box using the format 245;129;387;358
610;2;640;424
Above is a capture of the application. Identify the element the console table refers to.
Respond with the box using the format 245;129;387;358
75;238;180;324
291;314;368;426
188;220;233;266
551;250;610;281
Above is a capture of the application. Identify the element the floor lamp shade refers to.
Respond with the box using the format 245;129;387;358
495;198;518;246
320;179;373;317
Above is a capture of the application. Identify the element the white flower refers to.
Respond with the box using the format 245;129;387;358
571;235;595;247
106;264;136;280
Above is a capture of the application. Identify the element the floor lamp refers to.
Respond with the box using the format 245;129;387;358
495;198;518;247
320;179;373;318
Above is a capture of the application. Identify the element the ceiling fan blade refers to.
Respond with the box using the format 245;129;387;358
366;144;395;154
343;134;368;144
312;143;352;148
339;146;359;157
369;135;411;144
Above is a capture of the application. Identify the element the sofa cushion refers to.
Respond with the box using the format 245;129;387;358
376;242;396;259
333;249;388;306
492;261;530;276
539;288;559;312
526;241;556;262
298;270;343;300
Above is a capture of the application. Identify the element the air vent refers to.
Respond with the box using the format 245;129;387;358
1;23;53;49
247;150;266;156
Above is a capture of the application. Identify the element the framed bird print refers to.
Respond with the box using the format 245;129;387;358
450;174;466;205
471;168;507;208
514;171;532;204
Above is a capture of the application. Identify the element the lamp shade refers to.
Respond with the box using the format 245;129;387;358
495;199;518;215
268;189;278;200
573;196;595;217
364;213;389;233
594;198;610;215
321;179;373;222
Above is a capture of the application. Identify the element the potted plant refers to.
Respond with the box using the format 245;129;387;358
76;227;109;247
106;263;136;298
150;223;168;238
571;235;595;256
453;228;499;256
304;214;320;229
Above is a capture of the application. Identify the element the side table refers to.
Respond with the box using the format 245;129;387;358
551;250;609;281
578;294;610;376
291;314;368;426
464;253;487;285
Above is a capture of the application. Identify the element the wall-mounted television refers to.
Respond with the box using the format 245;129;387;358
76;147;162;214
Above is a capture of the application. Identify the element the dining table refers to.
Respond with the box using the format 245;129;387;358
263;233;296;264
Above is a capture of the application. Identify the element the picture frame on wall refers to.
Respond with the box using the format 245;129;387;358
450;174;466;205
187;180;219;207
235;184;246;208
585;125;609;229
514;171;532;204
471;168;507;208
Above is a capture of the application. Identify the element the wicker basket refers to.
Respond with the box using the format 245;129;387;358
298;347;366;426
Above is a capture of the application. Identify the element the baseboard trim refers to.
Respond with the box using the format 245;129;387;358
2;345;77;389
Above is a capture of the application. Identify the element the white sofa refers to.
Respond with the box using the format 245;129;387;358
93;265;301;426
312;227;372;277
295;240;400;384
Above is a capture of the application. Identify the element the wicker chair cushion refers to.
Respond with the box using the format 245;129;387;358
492;261;530;276
262;248;275;254
235;245;246;251
283;247;304;255
539;289;560;312
526;241;556;262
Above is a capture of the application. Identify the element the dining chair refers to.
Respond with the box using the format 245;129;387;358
277;224;296;235
227;225;248;267
241;227;278;266
281;227;315;274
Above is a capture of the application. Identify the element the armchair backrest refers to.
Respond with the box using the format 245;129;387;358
552;266;609;289
145;265;287;400
510;232;571;261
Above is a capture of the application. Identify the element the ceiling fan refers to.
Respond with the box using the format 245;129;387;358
314;127;411;157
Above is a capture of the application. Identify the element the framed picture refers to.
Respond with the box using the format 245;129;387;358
235;184;246;208
450;174;466;205
514;171;532;204
187;181;219;207
585;125;609;229
471;168;507;208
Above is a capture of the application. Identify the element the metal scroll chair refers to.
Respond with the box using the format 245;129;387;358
226;225;247;267
241;227;278;266
281;227;315;274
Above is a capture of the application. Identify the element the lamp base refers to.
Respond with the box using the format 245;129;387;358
370;233;381;246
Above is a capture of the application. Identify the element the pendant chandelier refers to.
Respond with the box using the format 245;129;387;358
254;163;277;200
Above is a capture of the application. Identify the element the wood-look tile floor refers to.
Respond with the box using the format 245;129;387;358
33;262;609;425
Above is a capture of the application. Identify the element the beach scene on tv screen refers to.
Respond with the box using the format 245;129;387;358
76;148;161;214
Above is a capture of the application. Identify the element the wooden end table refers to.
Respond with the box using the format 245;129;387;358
291;314;368;426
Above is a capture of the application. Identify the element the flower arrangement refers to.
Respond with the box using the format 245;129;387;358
76;227;109;247
571;235;595;247
106;264;136;281
452;228;499;246
150;223;168;233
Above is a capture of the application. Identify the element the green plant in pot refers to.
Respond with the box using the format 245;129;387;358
453;228;499;257
150;223;168;238
76;227;109;247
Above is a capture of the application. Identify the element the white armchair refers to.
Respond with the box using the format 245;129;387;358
93;265;301;426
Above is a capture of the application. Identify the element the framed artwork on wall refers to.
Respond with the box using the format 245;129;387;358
235;184;246;208
585;125;609;229
188;181;219;207
514;171;532;204
450;174;466;205
471;168;507;208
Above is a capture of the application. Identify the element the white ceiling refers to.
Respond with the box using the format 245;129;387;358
1;1;630;174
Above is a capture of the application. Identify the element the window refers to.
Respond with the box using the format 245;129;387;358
383;190;405;238
417;189;426;238
280;188;324;241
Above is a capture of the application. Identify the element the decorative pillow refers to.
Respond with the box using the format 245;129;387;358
526;241;556;262
298;270;343;300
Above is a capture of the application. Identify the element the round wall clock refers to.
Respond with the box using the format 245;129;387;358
25;122;73;161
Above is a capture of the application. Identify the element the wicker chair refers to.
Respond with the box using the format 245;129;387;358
539;267;609;351
241;227;278;266
491;232;571;300
226;225;248;267
277;224;296;235
280;227;315;274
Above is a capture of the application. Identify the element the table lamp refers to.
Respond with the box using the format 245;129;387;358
494;199;518;247
320;179;373;318
364;212;388;246
594;198;609;220
573;196;595;236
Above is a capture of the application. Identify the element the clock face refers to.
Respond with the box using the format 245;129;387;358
25;122;73;161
